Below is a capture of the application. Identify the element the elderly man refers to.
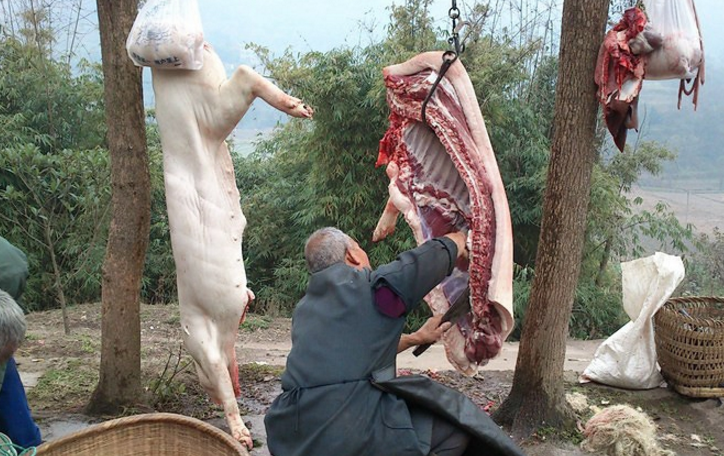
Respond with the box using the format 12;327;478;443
264;227;525;456
0;236;42;449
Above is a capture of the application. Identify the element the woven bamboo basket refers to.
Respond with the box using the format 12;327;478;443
654;296;724;398
34;413;249;456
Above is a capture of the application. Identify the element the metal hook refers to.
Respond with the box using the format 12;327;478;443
421;51;459;126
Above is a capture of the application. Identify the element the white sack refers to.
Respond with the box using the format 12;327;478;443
642;0;704;80
580;252;685;389
126;0;204;70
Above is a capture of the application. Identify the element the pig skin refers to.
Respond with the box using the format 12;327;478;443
641;0;705;109
151;43;312;448
374;52;514;376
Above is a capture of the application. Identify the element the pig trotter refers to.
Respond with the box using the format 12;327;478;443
227;409;253;449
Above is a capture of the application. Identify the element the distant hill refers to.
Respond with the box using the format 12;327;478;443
635;63;723;185
630;185;724;236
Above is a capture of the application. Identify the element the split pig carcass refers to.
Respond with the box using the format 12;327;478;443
151;43;312;448
373;52;515;376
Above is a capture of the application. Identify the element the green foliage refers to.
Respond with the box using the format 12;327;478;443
489;99;549;266
0;37;105;154
0;145;111;310
680;228;724;296
141;113;177;304
404;305;433;334
0;36;108;310
585;141;697;278
570;274;627;340
509;265;533;341
238;43;417;314
385;0;438;55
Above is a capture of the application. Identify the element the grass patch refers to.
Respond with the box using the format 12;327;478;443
240;315;272;332
75;334;97;353
28;359;98;410
164;313;181;325
240;362;283;382
535;425;584;445
148;370;215;420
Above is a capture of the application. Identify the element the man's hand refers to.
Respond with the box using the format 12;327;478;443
443;231;469;259
398;315;452;353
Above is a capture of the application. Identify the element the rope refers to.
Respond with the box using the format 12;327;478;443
0;433;37;456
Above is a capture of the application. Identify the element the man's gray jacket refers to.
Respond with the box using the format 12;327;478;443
264;238;525;456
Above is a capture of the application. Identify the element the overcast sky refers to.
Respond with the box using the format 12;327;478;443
195;0;722;67
187;0;722;141
7;0;716;145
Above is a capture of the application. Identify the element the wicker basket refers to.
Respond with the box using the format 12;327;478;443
654;296;724;398
34;413;249;456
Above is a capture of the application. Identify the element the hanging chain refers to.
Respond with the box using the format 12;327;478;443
448;0;464;56
421;0;465;125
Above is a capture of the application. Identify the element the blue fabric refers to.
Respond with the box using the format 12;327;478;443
0;357;42;448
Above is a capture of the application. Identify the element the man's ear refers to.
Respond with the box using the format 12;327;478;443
345;247;363;267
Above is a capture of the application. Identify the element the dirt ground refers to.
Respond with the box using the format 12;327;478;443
16;303;724;456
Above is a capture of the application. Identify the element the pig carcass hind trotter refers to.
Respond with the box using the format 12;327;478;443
374;52;515;376
151;43;312;449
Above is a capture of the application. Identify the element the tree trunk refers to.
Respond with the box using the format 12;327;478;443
87;0;150;415
493;0;610;439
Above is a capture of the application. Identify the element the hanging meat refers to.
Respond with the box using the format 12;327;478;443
373;52;515;376
594;7;649;152
151;44;312;449
641;0;705;108
595;0;705;152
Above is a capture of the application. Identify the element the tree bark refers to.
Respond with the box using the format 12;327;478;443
87;0;150;414
493;0;610;439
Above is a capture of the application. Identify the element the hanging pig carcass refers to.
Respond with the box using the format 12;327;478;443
641;0;705;108
595;1;705;151
373;52;515;376
151;43;312;448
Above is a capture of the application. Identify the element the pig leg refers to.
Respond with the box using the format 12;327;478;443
239;288;255;325
224;66;314;119
182;314;252;449
375;162;425;245
373;197;400;242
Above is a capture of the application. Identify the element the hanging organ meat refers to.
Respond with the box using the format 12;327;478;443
373;52;515;376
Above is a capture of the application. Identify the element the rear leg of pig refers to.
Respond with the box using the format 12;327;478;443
185;335;252;448
227;66;314;119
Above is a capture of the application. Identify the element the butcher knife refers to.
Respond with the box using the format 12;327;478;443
412;286;470;357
